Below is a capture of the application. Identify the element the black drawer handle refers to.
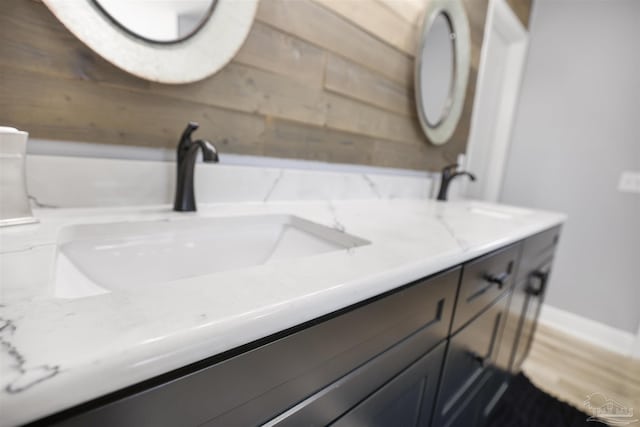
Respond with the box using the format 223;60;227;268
483;271;510;289
471;353;488;367
467;270;511;303
526;270;549;296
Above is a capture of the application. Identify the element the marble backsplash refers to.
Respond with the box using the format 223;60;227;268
26;154;436;209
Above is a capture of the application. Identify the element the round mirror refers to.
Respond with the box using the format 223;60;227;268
42;0;258;84
420;13;455;126
415;0;470;145
93;0;217;44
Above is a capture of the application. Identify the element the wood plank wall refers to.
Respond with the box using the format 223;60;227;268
0;0;531;171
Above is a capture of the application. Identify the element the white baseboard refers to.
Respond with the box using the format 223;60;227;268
538;304;639;359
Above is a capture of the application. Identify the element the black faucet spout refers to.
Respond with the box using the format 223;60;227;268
450;171;476;182
173;123;219;212
195;139;219;163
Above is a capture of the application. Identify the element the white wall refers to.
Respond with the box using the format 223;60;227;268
465;0;528;202
501;0;640;333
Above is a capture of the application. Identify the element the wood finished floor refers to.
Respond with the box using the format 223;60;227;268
522;323;640;421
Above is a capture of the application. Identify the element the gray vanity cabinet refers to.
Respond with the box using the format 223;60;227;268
37;227;563;427
48;269;460;427
435;226;562;427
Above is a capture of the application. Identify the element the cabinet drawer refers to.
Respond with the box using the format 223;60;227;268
433;292;508;427
452;244;519;333
53;269;460;427
517;226;561;282
331;341;446;427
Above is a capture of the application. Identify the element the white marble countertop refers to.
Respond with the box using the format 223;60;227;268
0;199;565;426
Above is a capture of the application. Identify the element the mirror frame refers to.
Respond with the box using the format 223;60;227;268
415;0;471;145
91;0;219;45
42;0;259;84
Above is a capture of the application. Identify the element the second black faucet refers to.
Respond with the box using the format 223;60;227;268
437;164;476;201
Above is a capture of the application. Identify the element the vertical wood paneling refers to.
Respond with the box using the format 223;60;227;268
0;0;532;172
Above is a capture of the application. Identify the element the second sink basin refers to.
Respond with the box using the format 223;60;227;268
54;214;370;298
467;202;533;219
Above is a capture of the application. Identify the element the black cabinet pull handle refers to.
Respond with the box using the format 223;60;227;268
526;270;549;296
471;353;488;367
483;271;509;289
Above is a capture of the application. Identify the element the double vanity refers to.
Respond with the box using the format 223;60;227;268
0;189;564;426
0;0;557;425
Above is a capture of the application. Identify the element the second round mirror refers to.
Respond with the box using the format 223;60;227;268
415;0;470;146
420;13;455;126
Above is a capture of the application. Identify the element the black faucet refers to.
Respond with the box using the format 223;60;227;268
173;122;219;212
436;164;476;201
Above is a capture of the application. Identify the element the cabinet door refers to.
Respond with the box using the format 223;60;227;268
330;341;446;427
52;269;459;427
431;366;508;427
498;227;560;373
494;287;521;371
439;380;485;427
432;292;508;427
473;367;510;425
511;261;552;372
264;327;447;427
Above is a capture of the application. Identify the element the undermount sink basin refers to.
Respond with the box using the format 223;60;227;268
54;215;370;298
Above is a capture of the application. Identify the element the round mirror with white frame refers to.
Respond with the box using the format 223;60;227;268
42;0;258;84
92;0;217;44
415;0;471;145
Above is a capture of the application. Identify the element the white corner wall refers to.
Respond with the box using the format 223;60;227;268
501;0;640;333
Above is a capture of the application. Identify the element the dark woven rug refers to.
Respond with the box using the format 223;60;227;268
485;373;608;427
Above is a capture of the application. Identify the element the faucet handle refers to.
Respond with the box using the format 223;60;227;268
180;122;199;144
177;122;200;162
